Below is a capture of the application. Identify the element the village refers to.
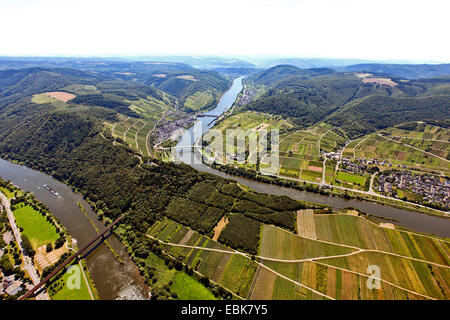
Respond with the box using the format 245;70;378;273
154;112;196;145
376;170;450;209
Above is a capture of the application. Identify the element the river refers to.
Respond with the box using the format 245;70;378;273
176;76;450;238
0;158;149;300
0;76;448;299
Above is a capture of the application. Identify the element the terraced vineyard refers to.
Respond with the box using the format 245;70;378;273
104;96;170;156
184;90;215;111
145;209;449;300
354;131;449;173
147;218;257;298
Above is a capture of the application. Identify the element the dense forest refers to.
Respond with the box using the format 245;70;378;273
245;65;450;136
0;66;314;264
325;95;450;137
337;63;450;79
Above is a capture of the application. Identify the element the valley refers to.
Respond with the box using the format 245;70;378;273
0;57;448;301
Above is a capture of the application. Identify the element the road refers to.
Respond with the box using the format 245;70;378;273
275;173;449;216
0;192;49;300
192;132;449;217
368;171;378;194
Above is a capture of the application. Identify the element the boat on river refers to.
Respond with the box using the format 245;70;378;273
43;184;60;198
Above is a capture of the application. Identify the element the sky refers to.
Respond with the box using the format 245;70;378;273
1;0;449;62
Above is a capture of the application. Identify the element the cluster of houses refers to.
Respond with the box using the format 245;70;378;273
1;231;30;298
377;170;450;209
154;113;196;144
339;159;369;174
1;275;25;297
238;87;255;106
323;150;341;160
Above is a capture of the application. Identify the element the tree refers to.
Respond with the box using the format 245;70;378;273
21;235;35;258
46;243;53;253
54;236;65;249
0;255;14;275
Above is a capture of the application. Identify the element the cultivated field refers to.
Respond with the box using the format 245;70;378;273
253;212;449;300
104;96;170;155
147;218;258;298
354;132;449;173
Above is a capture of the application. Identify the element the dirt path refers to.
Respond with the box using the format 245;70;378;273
378;134;449;163
317;129;332;157
134;120;147;155
149;231;442;300
352;137;367;158
311;260;435;300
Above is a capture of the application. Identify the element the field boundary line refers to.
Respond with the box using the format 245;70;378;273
389;136;450;143
267;224;450;267
148;230;448;299
311;260;436;300
378;134;449;163
322;212;450;245
257;261;334;300
134;120;147;154
352;137;367;158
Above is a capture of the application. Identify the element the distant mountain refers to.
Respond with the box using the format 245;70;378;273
146;69;229;111
0;58;231;112
247;57;376;69
244;64;450;136
337;63;450;79
325;94;450;137
131;56;256;69
247;64;335;86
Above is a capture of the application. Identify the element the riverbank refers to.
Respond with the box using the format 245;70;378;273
0;178;99;300
210;162;449;218
174;77;450;238
0;158;150;300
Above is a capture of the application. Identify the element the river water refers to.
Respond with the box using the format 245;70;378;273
0;76;448;300
0;158;149;300
176;77;450;238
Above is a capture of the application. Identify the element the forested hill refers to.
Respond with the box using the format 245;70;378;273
247;64;335;86
0;67;171;120
146;69;229;111
0;58;230;112
337;63;450;79
244;64;450;136
324;95;450;138
0;68;100;105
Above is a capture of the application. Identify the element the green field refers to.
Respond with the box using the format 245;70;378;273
259;224;356;260
105;95;169;156
13;204;59;249
31;93;68;109
335;171;367;186
170;272;218;300
184;90;215;111
48;263;94;300
0;186;15;199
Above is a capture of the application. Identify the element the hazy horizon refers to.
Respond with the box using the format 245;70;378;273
1;0;449;63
